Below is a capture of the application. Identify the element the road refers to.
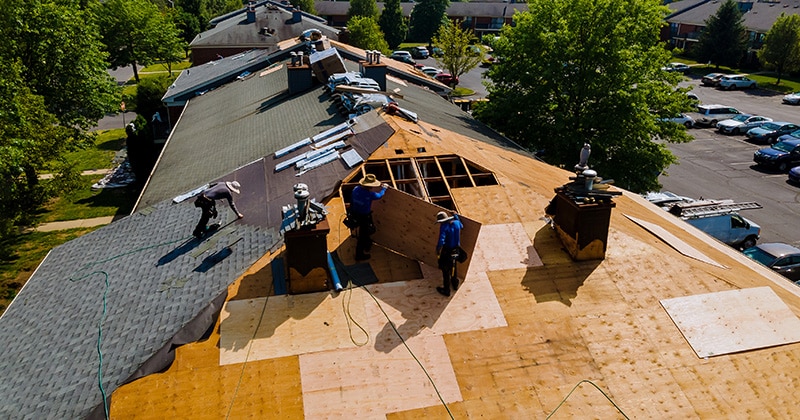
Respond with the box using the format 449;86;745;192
413;56;490;98
660;74;800;246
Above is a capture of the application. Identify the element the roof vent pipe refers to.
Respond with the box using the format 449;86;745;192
375;51;381;64
366;50;373;64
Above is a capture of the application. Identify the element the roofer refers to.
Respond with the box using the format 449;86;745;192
435;211;464;297
348;174;388;260
193;181;244;239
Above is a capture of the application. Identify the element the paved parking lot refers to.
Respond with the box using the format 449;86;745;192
660;74;800;246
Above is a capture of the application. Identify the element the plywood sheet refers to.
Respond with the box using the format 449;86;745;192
661;287;800;358
363;270;507;347
219;291;370;364
371;188;481;272
299;334;462;420
625;214;726;268
469;223;542;273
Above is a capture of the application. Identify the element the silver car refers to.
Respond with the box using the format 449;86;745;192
716;114;772;135
718;74;757;90
783;92;800;105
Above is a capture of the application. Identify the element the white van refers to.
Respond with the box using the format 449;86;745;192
668;200;762;249
684;213;761;249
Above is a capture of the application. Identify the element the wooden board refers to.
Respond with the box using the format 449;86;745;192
371;188;481;273
219;291;369;364
469;223;542;273
299;334;461;420
661;287;800;358
625;214;726;268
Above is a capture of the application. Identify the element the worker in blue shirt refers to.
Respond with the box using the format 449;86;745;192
435;211;464;297
348;174;388;260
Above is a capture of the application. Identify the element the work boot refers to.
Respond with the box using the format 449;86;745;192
436;287;450;297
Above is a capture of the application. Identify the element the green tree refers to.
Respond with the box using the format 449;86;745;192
758;13;800;85
473;0;692;193
206;0;242;17
432;20;482;85
0;0;118;234
1;0;118;131
348;0;378;20
293;0;317;15
695;0;747;69
94;0;184;82
408;0;449;43
346;16;391;55
379;0;408;49
0;62;82;236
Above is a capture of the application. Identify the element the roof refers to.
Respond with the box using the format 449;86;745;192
667;0;800;33
7;34;800;420
191;0;339;49
139;42;506;208
312;1;528;19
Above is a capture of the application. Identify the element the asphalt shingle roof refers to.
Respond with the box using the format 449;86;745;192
0;201;276;419
193;0;338;48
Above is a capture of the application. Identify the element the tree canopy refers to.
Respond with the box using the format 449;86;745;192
346;16;391;55
473;0;693;193
94;0;185;82
379;0;408;50
408;0;449;43
695;0;747;69
348;0;379;20
758;13;800;85
432;20;482;83
0;0;118;235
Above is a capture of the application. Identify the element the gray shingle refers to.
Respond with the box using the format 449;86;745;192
0;201;275;419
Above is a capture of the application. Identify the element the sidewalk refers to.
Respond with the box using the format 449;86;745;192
33;216;116;232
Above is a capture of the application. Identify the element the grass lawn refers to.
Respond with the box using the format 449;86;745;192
141;60;191;73
64;128;127;172
37;175;138;223
0;227;100;314
451;86;476;97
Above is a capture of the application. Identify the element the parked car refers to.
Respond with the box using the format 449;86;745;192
687;92;699;102
420;66;441;78
746;122;800;144
435;73;459;86
663;113;695;128
717;74;757;90
662;62;690;73
701;73;726;86
431;46;444;57
716;114;772;135
389;51;415;65
410;46;429;59
753;138;800;171
783;92;800;105
688;104;742;127
743;243;800;282
788;165;800;184
776;128;800;144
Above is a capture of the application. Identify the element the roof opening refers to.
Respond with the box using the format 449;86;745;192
395;149;405;154
339;154;498;212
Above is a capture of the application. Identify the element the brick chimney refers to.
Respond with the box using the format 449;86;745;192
360;50;387;92
246;2;256;23
287;52;313;94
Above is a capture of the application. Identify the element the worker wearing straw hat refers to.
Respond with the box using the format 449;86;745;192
348;174;388;260
193;181;244;239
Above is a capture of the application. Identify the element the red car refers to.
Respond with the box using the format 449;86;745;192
435;73;459;86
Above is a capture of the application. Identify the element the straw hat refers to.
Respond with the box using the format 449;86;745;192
226;181;241;194
359;174;381;188
436;211;453;223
